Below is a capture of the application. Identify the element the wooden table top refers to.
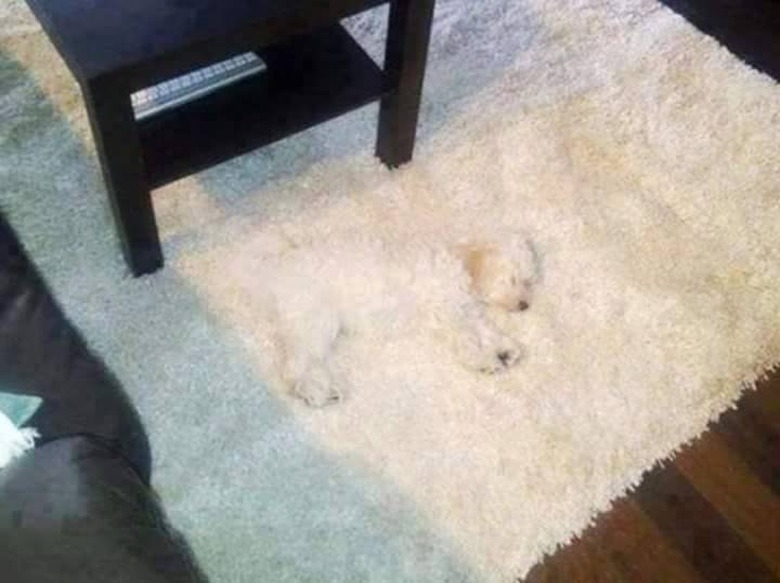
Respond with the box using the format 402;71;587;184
25;0;386;83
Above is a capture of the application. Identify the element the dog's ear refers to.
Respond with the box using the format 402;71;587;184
455;243;491;290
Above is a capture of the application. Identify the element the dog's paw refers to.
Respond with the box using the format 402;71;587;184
293;368;345;408
454;328;525;375
478;345;525;375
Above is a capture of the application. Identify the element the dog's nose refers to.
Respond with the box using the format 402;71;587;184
517;300;530;312
498;351;512;365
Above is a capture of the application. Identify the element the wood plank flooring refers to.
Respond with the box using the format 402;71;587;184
658;0;780;81
523;371;780;582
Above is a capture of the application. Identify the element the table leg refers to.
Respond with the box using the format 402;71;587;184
376;0;436;168
82;77;163;276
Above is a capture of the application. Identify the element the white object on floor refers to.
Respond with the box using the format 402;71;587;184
0;411;39;469
131;52;267;120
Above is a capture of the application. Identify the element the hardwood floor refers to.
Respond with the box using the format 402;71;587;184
657;0;780;81
522;3;780;580
522;371;780;582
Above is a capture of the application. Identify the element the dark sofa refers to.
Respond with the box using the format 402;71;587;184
0;212;206;582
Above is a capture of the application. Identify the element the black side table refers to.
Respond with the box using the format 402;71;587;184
25;0;435;276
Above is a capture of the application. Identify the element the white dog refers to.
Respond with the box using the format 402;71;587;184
261;232;539;407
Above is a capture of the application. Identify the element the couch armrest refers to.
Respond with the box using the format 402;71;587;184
0;211;150;483
0;436;206;582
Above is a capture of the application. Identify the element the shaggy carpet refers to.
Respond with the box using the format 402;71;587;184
2;0;779;581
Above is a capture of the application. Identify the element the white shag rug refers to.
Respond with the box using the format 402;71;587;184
2;0;779;580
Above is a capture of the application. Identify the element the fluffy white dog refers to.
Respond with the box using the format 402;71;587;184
259;232;539;407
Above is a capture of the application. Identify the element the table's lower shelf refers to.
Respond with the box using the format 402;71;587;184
138;24;386;189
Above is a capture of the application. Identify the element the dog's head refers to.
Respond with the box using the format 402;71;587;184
458;237;537;312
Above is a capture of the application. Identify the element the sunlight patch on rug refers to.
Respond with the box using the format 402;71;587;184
170;5;780;578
